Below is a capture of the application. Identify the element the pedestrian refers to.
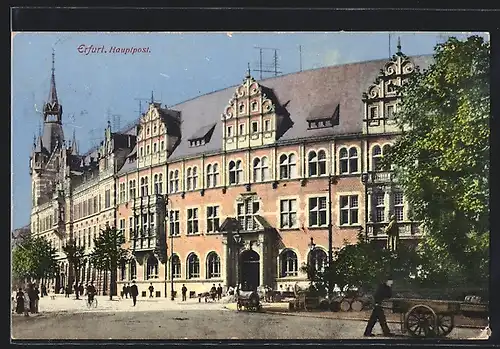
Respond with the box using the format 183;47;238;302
364;277;395;337
217;284;223;301
79;284;84;297
210;284;217;301
23;286;31;317
15;288;25;314
130;280;139;306
181;284;187;301
49;285;56;300
126;283;131;299
34;285;40;313
40;284;46;298
148;283;154;298
122;284;128;299
65;284;70;298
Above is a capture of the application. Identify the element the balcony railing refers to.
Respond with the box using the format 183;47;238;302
367;221;421;238
367;171;397;184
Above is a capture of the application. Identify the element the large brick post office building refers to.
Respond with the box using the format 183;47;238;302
29;47;431;297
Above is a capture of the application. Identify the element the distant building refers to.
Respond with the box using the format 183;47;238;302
29;48;431;297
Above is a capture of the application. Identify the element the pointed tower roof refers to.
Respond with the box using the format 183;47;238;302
43;48;63;122
71;129;78;155
48;49;58;105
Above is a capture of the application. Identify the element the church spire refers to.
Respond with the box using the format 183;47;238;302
397;36;402;54
246;62;251;78
48;48;58;105
71;129;78;155
43;48;63;123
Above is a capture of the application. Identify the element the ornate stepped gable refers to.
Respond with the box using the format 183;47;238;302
222;72;277;122
362;41;417;134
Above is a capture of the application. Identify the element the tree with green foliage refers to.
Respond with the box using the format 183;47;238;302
90;226;127;300
382;35;490;286
62;240;86;299
12;236;58;285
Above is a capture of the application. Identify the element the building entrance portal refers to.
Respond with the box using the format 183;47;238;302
240;250;260;291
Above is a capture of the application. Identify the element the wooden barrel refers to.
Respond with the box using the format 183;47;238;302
340;299;352;312
351;300;363;312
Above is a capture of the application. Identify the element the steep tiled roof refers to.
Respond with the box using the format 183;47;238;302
116;55;434;162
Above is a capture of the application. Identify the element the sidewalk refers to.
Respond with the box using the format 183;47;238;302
223;302;489;330
33;294;226;314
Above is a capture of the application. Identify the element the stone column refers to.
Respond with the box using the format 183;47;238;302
222;236;231;288
258;236;265;287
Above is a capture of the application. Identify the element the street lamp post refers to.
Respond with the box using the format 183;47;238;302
308;237;316;284
327;175;334;300
361;173;370;240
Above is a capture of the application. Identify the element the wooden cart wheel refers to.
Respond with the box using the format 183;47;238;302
351;300;363;312
405;305;437;337
435;314;454;337
340;299;352;312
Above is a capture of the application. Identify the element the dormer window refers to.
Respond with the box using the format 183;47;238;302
227;126;233;137
251;101;258;111
369;106;378;119
252;121;258;134
189;138;206;148
147;128;150;135
153;125;157;134
307;118;333;130
239;104;245;113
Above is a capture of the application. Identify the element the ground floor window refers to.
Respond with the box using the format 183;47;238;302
280;250;298;277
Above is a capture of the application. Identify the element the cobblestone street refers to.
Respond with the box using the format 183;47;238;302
11;295;486;340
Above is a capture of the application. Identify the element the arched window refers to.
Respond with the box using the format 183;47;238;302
129;259;137;280
309;249;327;272
280;250;298;277
169;170;180;193
339;147;359;174
349;147;358;173
371;145;382;171
120;259;127;280
186;167;193;190
187;253;200;279
206;252;221;278
252;157;269;182
308;150;327;177
279;153;297;179
206;163;219;187
171;255;181;279
146;255;158;280
229;160;243;185
192;166;198;190
382;144;391;156
154;174;159;194
140;177;149;197
158;174;163;194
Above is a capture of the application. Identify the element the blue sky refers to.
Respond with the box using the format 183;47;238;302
11;31;488;229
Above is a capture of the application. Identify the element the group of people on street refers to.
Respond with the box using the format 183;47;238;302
121;281;139;304
209;284;224;301
13;283;40;317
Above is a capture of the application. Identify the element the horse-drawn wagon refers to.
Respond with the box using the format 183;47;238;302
382;297;488;338
236;290;262;312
